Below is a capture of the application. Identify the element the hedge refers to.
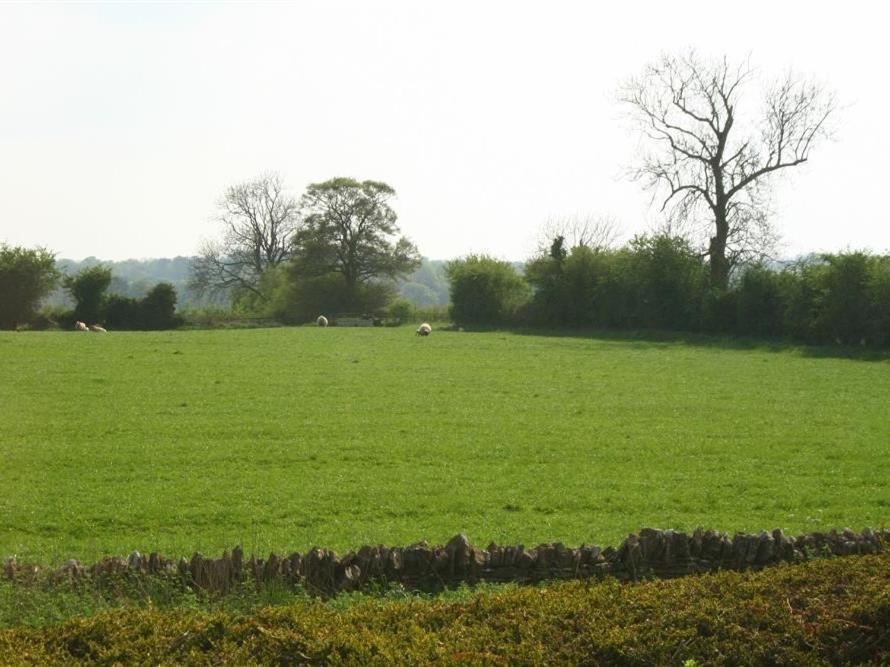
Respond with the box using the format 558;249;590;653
2;549;888;665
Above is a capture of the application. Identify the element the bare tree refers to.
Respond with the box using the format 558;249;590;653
621;52;835;288
190;173;300;301
537;214;621;254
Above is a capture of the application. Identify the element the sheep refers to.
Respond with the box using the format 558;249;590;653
88;324;107;333
74;321;88;332
316;315;329;327
416;322;432;336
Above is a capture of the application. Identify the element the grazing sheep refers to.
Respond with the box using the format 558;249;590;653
74;321;88;332
88;324;107;333
316;315;329;327
416;322;432;336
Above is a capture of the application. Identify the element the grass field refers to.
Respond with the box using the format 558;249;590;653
1;327;888;564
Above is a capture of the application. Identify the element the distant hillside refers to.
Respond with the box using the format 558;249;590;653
398;259;449;306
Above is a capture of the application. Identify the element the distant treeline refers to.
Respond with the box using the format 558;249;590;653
7;239;889;344
446;235;890;348
44;257;450;311
45;257;217;310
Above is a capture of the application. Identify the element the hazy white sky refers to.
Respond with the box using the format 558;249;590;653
1;1;887;261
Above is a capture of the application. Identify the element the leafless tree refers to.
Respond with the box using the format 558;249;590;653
621;51;835;288
537;214;621;254
190;173;300;301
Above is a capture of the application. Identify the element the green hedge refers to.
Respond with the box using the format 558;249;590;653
518;239;890;347
2;551;888;664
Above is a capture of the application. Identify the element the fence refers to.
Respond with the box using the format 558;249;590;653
4;527;885;596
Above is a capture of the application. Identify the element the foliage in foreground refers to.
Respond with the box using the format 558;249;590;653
1;552;888;665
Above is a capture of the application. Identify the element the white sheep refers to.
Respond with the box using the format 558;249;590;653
74;321;88;332
416;322;432;336
316;315;329;327
88;324;107;333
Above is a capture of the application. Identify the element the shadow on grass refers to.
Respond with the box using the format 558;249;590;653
466;325;890;363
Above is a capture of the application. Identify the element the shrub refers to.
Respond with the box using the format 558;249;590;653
627;233;707;330
446;255;529;325
778;260;821;342
386;299;415;323
867;257;890;346
1;551;888;664
526;245;612;326
103;284;182;330
104;295;142;330
141;283;181;330
735;264;785;337
266;269;396;324
702;287;738;333
812;252;873;344
64;265;112;324
0;245;59;330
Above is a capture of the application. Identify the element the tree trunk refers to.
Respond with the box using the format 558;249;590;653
709;206;730;290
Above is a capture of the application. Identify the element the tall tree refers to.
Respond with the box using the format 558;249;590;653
0;244;59;329
292;178;420;291
190;173;300;301
621;52;835;288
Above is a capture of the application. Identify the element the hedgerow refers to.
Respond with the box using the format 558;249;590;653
1;551;888;665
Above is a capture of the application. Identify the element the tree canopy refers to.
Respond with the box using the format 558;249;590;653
0;244;59;329
64;265;112;324
292;178;420;290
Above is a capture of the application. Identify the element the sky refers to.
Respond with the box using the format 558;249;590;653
1;1;887;262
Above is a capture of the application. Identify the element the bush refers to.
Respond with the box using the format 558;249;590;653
519;235;890;348
776;261;819;342
702;287;738;333
141;283;181;330
102;284;182;330
21;312;56;331
526;234;706;331
0;244;59;330
735;265;784;337
772;253;888;346
867;257;890;346
446;255;529;325
265;266;396;325
812;252;873;344
104;295;142;330
1;551;888;664
629;233;707;331
64;265;112;324
526;245;611;326
587;250;639;329
386;299;415;323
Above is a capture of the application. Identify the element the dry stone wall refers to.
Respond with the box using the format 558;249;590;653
4;527;887;596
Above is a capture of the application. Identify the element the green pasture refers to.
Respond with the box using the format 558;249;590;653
1;327;888;564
